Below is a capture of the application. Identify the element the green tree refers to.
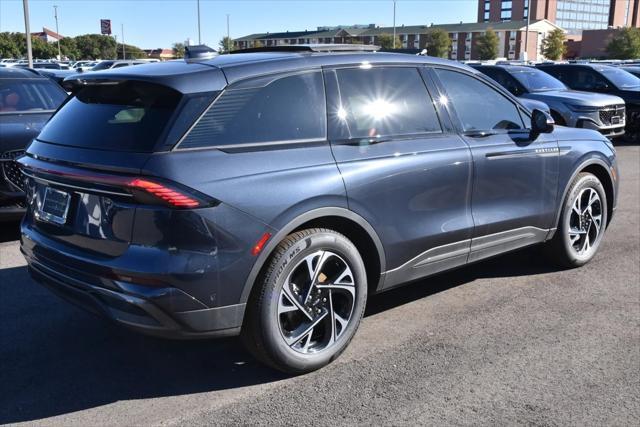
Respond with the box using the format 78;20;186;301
425;29;451;58
376;33;402;49
219;36;234;53
74;34;117;59
116;43;147;59
542;29;566;60
172;42;185;58
59;37;79;60
476;28;499;60
0;32;22;58
606;27;640;59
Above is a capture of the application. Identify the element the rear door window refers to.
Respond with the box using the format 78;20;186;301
37;81;182;152
178;71;326;149
329;67;441;141
0;79;66;113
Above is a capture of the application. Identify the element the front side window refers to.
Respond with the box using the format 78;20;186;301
435;69;524;132
0;79;66;113
330;67;441;141
179;71;326;149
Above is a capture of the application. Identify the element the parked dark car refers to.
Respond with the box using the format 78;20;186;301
472;65;626;138
19;47;618;373
35;69;79;88
620;65;640;79
0;67;67;221
537;63;640;140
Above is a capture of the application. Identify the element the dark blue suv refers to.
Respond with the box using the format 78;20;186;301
18;46;619;373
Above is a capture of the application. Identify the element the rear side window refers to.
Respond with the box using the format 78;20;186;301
37;81;181;152
435;69;524;132
0;79;66;113
330;67;441;140
178;71;326;149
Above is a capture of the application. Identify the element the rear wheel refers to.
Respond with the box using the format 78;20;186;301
547;172;608;267
242;228;367;374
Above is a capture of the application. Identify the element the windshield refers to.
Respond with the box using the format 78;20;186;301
599;67;640;89
91;61;114;71
509;68;567;92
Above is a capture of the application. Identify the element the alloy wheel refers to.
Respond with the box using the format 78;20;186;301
568;187;603;256
277;250;356;354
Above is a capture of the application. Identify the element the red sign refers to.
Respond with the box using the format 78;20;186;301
100;19;111;35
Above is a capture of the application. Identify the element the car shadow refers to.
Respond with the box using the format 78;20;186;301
0;245;562;424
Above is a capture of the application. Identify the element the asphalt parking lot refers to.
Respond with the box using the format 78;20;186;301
1;143;638;426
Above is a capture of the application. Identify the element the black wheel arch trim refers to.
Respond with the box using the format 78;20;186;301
239;207;387;306
553;156;616;231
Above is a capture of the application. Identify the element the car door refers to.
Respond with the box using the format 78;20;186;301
430;67;559;263
324;65;474;290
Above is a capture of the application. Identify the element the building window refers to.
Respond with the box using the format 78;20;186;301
501;10;512;20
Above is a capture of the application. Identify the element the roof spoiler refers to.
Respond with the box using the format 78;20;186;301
184;44;218;61
231;44;380;54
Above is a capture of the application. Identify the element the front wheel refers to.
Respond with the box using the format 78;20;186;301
241;228;367;374
547;172;608;268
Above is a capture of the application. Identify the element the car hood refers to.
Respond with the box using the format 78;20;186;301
524;90;624;107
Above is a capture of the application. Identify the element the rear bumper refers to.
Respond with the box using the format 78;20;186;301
21;225;248;339
25;253;244;339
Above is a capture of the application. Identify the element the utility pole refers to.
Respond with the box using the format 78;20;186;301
23;0;33;67
524;3;531;61
392;0;397;49
54;5;61;60
226;14;230;53
121;24;126;59
197;0;202;45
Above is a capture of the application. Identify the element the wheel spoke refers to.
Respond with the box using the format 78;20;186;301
303;251;331;301
281;282;313;320
285;311;328;347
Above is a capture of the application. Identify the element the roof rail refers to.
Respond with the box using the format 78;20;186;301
230;44;380;54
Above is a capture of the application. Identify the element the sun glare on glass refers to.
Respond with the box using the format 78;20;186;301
361;99;398;120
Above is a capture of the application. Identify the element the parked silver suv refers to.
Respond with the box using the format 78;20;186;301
473;65;626;139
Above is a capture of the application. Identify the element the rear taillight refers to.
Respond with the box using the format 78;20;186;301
18;156;214;210
128;178;202;208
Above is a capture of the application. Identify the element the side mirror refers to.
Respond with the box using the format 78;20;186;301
531;109;554;135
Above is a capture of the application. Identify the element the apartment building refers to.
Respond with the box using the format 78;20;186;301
479;0;639;33
234;20;561;61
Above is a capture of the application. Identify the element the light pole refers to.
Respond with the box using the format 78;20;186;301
54;5;61;60
197;0;202;45
524;2;531;61
23;0;33;67
121;24;125;59
392;0;397;49
226;14;230;53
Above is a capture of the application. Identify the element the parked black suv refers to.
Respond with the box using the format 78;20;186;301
537;63;640;141
19;46;618;373
0;67;67;220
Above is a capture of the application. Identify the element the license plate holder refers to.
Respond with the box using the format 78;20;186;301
37;187;71;225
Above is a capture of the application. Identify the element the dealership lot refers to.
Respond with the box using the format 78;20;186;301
0;143;638;425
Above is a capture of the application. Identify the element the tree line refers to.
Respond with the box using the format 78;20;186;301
0;32;149;60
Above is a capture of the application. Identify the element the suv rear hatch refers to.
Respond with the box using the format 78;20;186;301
19;69;223;257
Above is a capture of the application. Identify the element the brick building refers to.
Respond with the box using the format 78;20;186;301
479;0;639;33
234;20;562;61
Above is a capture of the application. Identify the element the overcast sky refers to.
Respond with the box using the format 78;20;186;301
0;0;477;49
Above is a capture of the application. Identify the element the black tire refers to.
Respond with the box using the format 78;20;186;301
547;172;608;268
241;228;367;374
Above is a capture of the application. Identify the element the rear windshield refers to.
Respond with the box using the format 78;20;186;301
37;81;182;152
0;78;66;113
